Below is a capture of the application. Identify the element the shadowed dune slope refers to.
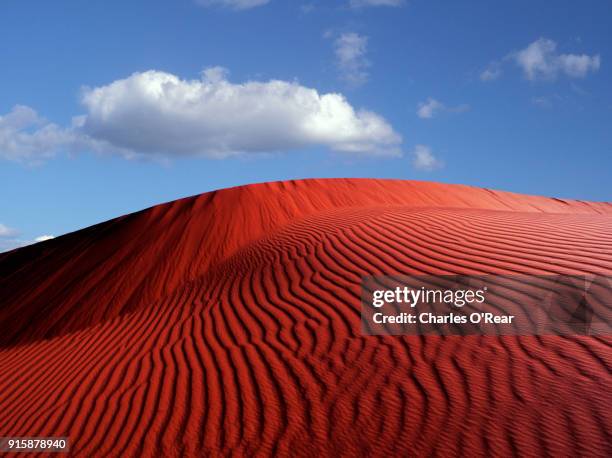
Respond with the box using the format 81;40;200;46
0;178;611;457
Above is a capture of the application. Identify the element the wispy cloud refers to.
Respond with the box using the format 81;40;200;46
195;0;269;10
333;32;370;87
0;224;54;253
532;96;553;109
411;144;443;171
531;93;568;109
416;98;469;119
300;3;315;13
480;61;503;81
481;38;600;82
0;223;17;238
349;0;404;8
514;38;600;80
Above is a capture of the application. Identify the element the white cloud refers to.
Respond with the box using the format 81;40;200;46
417;98;444;119
79;67;401;157
411;144;443;171
1;68;402;162
0;223;17;237
514;38;601;80
480;61;502;81
0;223;19;253
350;0;404;7
0;240;19;253
532;96;552;109
195;0;269;10
334;33;370;87
34;235;55;242
531;93;566;109
0;226;56;253
556;52;601;78
482;38;600;82
416;98;469;119
0;106;78;164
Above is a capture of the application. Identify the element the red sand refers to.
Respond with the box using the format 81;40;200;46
0;178;611;456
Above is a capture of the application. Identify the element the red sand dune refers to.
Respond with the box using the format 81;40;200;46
0;178;611;457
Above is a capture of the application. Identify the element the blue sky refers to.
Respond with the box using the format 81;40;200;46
1;0;611;250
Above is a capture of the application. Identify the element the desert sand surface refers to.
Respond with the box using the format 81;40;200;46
0;178;611;457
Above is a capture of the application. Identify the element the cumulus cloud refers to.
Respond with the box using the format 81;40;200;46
333;33;370;87
350;0;404;7
416;98;469;119
195;0;269;10
0;106;78;164
411;144;443;171
0;68;402;162
79;67;402;157
482;38;600;82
